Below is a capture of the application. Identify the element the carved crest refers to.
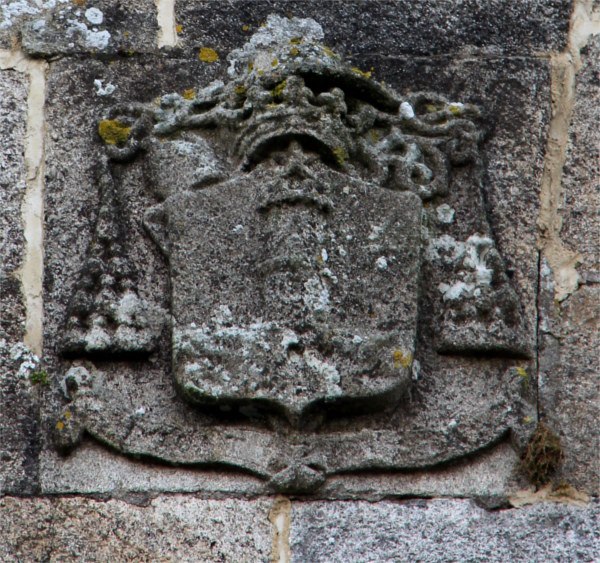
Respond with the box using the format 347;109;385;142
54;16;536;492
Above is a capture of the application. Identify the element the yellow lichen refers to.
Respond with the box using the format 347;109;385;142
393;350;412;369
242;24;249;31
199;47;219;63
56;421;64;430
289;37;302;45
448;104;462;116
517;366;530;390
235;85;247;96
183;88;195;100
333;146;348;166
260;22;266;27
65;412;72;419
271;58;279;67
72;0;86;6
176;25;183;33
351;67;372;79
321;45;336;58
248;61;254;72
290;47;299;56
98;119;131;145
370;129;380;143
270;80;286;98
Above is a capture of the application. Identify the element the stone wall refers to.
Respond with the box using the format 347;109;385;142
0;1;598;561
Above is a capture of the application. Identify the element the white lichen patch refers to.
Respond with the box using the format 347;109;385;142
375;256;388;270
399;101;415;119
303;276;330;314
0;0;70;29
436;203;455;224
428;234;495;301
368;225;383;241
8;342;40;379
304;352;342;396
94;78;115;96
66;18;110;49
61;365;92;399
84;7;102;25
227;14;324;78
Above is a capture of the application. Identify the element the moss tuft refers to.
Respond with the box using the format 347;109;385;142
29;370;49;386
521;423;564;486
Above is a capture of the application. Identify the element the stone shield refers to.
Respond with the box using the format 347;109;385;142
146;164;422;424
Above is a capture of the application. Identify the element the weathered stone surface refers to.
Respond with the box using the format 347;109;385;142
40;17;541;495
0;69;40;494
16;0;157;57
561;36;600;275
290;499;600;562
37;18;545;496
40;440;266;495
0;496;273;561
537;37;600;493
40;437;521;501
175;0;571;60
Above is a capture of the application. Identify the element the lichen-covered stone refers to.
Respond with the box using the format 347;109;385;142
18;0;158;57
40;17;539;494
290;499;600;562
0;496;272;561
175;0;571;59
0;70;40;494
537;37;600;494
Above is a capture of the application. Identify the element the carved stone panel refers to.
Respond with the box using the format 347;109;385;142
50;15;537;493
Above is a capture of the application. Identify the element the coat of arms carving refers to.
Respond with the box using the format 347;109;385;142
53;16;536;492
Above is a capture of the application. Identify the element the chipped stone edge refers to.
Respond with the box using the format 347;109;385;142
156;0;177;48
509;483;591;509
538;0;600;301
0;50;47;357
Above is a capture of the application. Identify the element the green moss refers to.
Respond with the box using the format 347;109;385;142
29;370;49;386
98;119;131;145
521;423;564;487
